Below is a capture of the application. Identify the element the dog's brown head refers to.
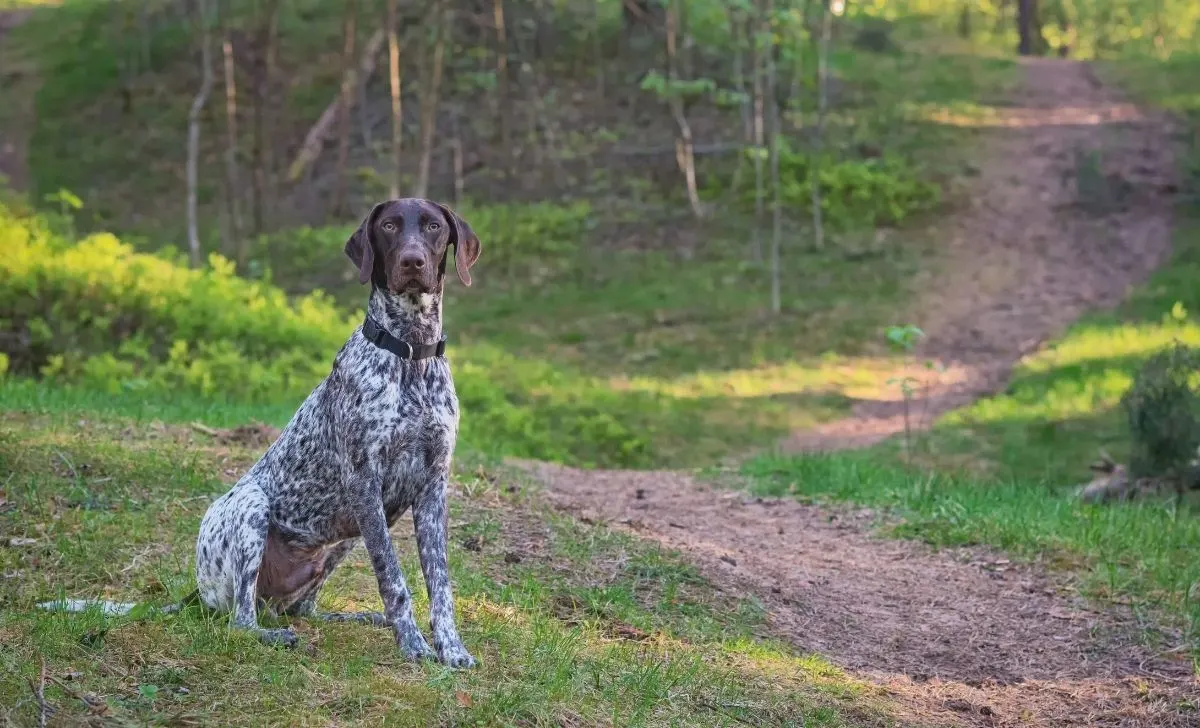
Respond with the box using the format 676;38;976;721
344;198;481;294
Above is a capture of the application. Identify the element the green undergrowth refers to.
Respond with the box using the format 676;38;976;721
738;201;1200;657
0;200;867;469
738;185;1200;664
5;0;1014;242
0;409;902;727
740;450;1200;662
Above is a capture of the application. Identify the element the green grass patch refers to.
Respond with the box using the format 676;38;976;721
1;199;875;469
739;451;1200;655
737;202;1200;658
0;407;901;727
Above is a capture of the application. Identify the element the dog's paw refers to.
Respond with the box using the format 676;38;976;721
257;627;299;649
437;642;478;669
397;627;437;662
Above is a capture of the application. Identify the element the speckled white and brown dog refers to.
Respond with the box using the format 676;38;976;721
43;198;481;668
197;198;480;665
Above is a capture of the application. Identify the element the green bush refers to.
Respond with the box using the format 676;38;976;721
0;201;654;467
1121;342;1200;480
717;143;941;231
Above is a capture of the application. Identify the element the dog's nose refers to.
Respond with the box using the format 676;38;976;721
399;252;425;271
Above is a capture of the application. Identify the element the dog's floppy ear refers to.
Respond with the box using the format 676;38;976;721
345;202;387;285
434;202;481;287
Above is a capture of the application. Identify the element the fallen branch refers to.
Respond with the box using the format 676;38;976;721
27;657;48;728
286;28;386;183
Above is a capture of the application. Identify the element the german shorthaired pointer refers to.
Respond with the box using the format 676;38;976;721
195;198;481;665
42;198;481;668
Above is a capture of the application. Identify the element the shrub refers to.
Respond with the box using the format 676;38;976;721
1120;342;1200;480
716;143;941;231
0;201;655;467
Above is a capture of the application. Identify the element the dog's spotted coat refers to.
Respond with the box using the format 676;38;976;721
194;198;480;666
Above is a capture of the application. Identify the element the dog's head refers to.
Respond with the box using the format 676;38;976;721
344;198;481;295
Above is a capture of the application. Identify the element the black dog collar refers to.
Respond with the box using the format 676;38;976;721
362;316;446;360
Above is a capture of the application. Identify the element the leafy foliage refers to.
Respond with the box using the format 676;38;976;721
718;144;940;231
1121;342;1200;480
0;202;812;468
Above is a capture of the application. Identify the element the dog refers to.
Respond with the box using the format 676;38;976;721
41;198;481;668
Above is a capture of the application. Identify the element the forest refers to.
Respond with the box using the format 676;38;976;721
1;0;1200;724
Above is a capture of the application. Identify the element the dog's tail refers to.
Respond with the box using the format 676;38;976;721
37;589;201;617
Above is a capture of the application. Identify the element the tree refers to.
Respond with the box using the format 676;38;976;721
493;0;511;181
387;0;403;198
249;0;280;235
766;0;783;313
332;0;359;218
1017;0;1047;55
751;0;767;261
665;0;704;219
186;0;216;268
220;7;244;267
414;0;448;198
810;0;835;251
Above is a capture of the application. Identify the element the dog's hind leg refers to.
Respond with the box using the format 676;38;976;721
282;540;387;627
196;481;298;648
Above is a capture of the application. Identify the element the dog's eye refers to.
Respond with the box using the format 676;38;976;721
381;221;396;232
427;222;440;232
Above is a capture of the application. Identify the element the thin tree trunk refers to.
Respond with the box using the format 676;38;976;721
139;0;152;69
666;0;703;219
358;65;372;148
387;0;402;198
451;136;464;207
186;0;215;268
250;0;280;235
493;0;511;181
333;0;358;218
788;0;811;109
730;8;752;143
592;0;604;96
751;0;766;261
766;0;782;314
221;29;244;267
1018;0;1039;55
415;0;448;198
811;0;831;251
726;7;751;199
285;29;385;184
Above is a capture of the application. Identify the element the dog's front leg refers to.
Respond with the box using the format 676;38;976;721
413;475;476;668
348;474;435;661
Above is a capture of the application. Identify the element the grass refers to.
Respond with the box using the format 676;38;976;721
0;404;905;727
739;204;1200;657
737;126;1200;660
740;451;1200;656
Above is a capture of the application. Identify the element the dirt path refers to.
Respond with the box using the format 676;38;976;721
523;59;1196;726
784;57;1178;453
523;462;1198;727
